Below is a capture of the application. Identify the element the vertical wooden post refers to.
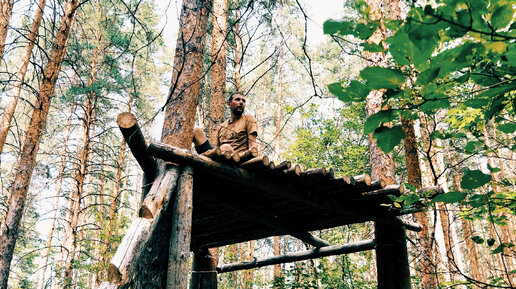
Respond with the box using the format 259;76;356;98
375;217;411;289
190;248;218;289
167;166;194;288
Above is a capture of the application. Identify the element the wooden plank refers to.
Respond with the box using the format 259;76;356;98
218;239;375;273
167;166;194;289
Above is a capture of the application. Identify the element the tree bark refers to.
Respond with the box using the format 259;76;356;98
161;0;211;147
233;10;242;91
167;166;194;289
64;55;98;288
0;0;46;154
207;0;228;142
401;117;437;289
0;0;13;59
0;1;80;287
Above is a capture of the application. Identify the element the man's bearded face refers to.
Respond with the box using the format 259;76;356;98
228;94;246;116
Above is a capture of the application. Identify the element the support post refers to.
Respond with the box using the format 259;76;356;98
167;166;194;288
190;248;218;289
375;217;411;289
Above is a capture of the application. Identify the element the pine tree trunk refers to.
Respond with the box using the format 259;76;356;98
63;67;97;288
207;0;228;142
273;236;281;288
233;10;242;92
38;104;74;289
402;117;437;288
273;45;283;160
0;0;13;59
242;240;254;288
0;1;79;287
161;0;211;147
0;0;46;154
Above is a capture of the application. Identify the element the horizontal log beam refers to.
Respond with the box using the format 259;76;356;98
217;239;376;273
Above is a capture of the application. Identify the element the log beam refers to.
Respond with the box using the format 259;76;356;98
117;112;158;198
217;239;375;273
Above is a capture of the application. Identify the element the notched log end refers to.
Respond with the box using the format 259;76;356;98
117;112;137;129
138;206;154;219
107;264;122;284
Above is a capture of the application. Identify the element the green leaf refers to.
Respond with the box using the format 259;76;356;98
419;97;450;114
384;19;403;31
361;42;385;53
416;67;440;85
471;73;500;86
323;19;354;35
490;4;514;31
497;123;516;134
364;110;396;134
485;94;508;120
360;67;406;89
464;141;483;154
328;81;371;102
387;30;416;67
461;169;492;190
471;236;484;244
491;243;514;254
373;125;406;153
355;22;379;40
431;191;467;204
487;238;496;246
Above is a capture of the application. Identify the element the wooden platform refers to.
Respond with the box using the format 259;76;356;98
147;142;409;250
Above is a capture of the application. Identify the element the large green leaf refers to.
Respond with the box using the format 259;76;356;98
490;3;514;31
364;110;396;134
360;67;406;89
387;30;416;67
497;123;516;134
416;67;440;85
419;98;450;114
355;22;379;40
372;125;406;153
361;42;385;53
323;19;354;35
461;169;492;190
431;191;467;204
328;80;371;102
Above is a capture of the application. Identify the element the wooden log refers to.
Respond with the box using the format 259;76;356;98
238;156;270;170
238;147;258;163
271;161;291;172
283;164;302;177
117;112;157;179
375;217;411;289
108;217;152;284
139;165;180;219
190;248;217;289
167;166;194;289
217;239;375;273
401;220;422;232
353;174;371;186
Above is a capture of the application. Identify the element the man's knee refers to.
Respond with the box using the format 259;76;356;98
193;126;207;146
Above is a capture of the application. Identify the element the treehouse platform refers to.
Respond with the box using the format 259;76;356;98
98;112;438;289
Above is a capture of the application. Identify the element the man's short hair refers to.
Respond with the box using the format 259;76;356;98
228;91;244;101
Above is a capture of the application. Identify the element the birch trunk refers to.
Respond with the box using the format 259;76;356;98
0;0;46;154
0;1;80;287
402;117;437;289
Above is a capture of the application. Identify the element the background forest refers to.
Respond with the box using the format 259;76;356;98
0;0;514;288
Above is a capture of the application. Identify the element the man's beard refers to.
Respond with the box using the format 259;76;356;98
232;107;244;116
